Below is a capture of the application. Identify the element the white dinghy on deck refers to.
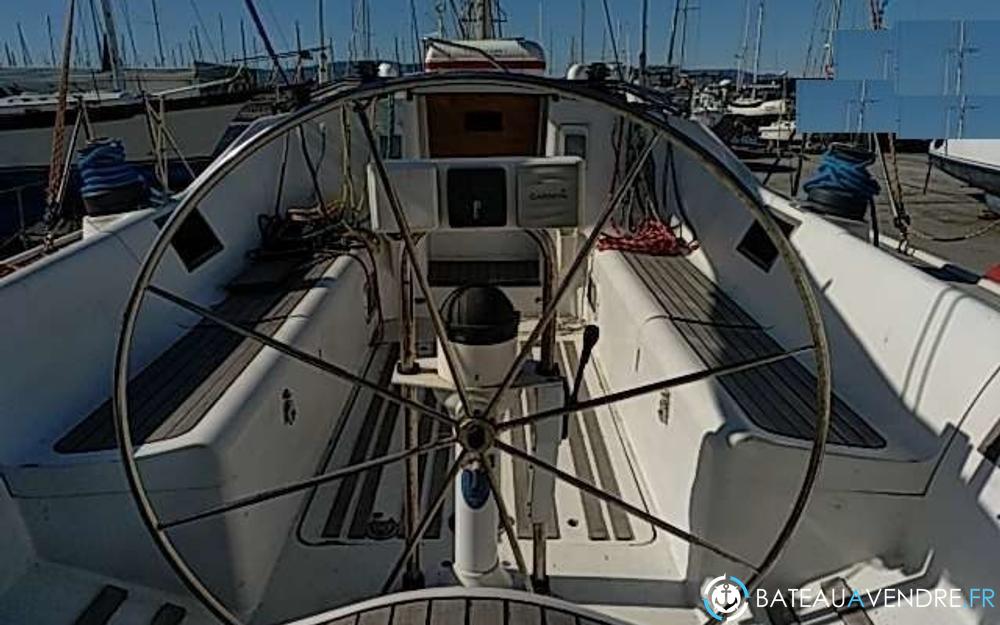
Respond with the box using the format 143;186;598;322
0;39;999;625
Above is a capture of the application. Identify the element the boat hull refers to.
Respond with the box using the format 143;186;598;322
929;139;1000;198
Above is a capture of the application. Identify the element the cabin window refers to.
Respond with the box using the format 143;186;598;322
154;209;224;272
736;216;797;272
465;111;504;132
564;133;588;159
425;93;543;157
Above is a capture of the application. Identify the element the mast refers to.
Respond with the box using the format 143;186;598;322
579;0;586;64
219;14;228;62
77;0;92;67
47;15;58;66
319;0;330;83
98;0;123;89
87;0;102;69
538;0;543;41
639;0;648;85
481;0;493;39
678;0;690;68
666;0;681;66
461;0;499;40
240;19;248;65
121;0;141;69
823;0;843;77
16;23;33;66
151;0;165;66
408;0;420;68
736;0;751;90
751;0;764;93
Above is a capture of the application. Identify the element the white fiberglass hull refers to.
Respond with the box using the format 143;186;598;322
929;139;1000;199
0;100;245;173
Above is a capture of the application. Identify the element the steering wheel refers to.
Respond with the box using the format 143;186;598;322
113;72;831;625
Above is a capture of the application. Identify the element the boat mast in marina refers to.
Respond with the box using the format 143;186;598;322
751;0;764;96
736;0;752;90
822;0;843;77
97;0;123;90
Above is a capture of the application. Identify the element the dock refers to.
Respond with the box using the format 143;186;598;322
744;150;1000;301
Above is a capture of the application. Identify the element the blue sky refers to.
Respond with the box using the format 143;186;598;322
1;0;1000;74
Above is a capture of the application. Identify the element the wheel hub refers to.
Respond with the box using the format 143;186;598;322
457;417;496;455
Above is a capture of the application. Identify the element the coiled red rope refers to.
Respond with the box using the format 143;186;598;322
598;218;698;256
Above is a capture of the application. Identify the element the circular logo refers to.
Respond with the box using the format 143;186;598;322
701;575;750;622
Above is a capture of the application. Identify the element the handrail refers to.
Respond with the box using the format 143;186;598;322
149;65;249;99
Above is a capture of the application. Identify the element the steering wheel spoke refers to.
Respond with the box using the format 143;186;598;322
499;345;815;433
495;441;760;573
480;453;535;593
479;131;663;423
145;284;455;429
158;438;455;530
355;106;477;420
382;450;467;593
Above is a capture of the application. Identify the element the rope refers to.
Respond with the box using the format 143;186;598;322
803;145;881;202
881;138;1000;246
598;219;698;256
43;0;77;248
78;139;144;198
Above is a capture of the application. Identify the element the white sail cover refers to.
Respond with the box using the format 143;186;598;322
424;39;546;75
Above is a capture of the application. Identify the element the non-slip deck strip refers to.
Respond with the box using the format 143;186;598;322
321;350;453;541
56;255;338;454
319;341;635;543
622;253;884;448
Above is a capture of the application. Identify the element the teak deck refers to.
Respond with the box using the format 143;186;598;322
624;252;885;449
56;255;337;454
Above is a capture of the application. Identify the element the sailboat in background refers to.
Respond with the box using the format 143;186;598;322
0;0;304;252
929;140;1000;213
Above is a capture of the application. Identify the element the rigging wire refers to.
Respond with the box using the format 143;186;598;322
600;0;625;81
242;0;290;86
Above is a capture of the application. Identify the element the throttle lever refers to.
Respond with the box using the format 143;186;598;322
563;324;600;438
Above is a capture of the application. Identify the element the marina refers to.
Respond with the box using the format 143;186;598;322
745;150;1000;287
0;2;998;625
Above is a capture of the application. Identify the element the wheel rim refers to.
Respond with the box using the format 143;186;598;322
112;72;832;625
